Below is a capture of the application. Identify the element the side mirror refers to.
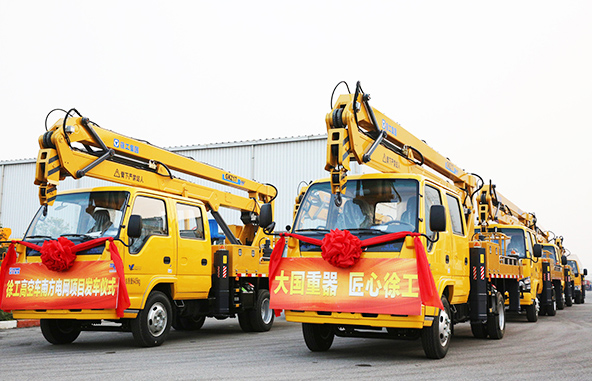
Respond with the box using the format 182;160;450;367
259;203;275;233
561;255;568;266
127;214;143;238
533;243;542;258
429;205;446;232
584;269;588;276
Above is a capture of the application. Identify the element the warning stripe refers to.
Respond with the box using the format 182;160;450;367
489;273;520;279
237;273;267;278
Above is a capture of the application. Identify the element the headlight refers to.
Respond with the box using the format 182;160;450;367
519;277;531;292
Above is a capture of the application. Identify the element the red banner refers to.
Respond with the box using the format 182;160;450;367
271;257;421;316
1;261;119;311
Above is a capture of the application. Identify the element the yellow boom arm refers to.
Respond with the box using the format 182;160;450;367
35;113;276;216
325;81;477;213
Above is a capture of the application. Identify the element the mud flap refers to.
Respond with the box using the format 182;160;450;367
541;262;553;306
213;249;230;314
507;281;520;312
469;248;487;323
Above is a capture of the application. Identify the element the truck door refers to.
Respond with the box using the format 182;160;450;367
445;193;469;300
126;195;175;277
175;202;212;298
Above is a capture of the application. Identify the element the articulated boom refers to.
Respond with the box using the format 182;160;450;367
477;183;536;231
325;82;476;212
35;114;276;216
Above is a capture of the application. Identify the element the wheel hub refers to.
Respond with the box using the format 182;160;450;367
438;310;451;346
147;302;167;337
261;298;273;325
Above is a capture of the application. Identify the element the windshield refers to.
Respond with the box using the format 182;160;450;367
542;245;557;262
293;179;419;234
567;260;579;276
25;191;129;240
498;228;527;258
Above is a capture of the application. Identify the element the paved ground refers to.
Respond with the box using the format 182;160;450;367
0;303;591;380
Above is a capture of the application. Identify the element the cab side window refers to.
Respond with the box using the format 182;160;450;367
129;196;168;254
425;185;442;252
446;194;465;235
177;203;205;240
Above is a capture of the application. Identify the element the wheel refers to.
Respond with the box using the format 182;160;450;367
546;290;557;317
132;291;172;347
173;314;205;331
556;285;565;310
40;319;81;345
247;289;274;332
302;323;335;351
487;292;505;339
525;298;539;322
470;321;487;339
565;292;573;307
574;291;582;304
421;296;452;359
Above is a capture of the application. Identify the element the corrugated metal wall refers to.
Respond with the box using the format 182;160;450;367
0;135;345;239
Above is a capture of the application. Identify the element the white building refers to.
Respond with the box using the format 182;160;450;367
0;135;365;239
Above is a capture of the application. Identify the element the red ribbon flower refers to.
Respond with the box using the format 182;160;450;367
40;237;77;272
321;229;362;268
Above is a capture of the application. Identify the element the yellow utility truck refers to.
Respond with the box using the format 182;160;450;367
476;184;553;319
270;82;524;359
538;233;567;310
566;255;587;304
553;237;575;307
0;109;277;346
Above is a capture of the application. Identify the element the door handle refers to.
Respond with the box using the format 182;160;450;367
163;256;171;264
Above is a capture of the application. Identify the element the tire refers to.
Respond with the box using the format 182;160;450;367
247;289;274;332
421;296;452;359
40;319;81;345
173;314;205;331
546;290;557;317
565;292;573;307
487;292;505;339
470;321;487;339
302;323;334;352
525;298;538;322
574;291;582;304
132;291;172;347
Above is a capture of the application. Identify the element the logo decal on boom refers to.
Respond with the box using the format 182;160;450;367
381;119;397;136
222;173;245;186
445;161;459;175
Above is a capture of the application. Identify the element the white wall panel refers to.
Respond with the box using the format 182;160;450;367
0;135;331;238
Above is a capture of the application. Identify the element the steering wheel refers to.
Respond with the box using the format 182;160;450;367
383;220;415;232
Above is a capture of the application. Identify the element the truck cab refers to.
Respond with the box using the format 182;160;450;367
276;172;504;359
481;224;545;320
566;258;587;304
541;243;566;310
7;186;275;346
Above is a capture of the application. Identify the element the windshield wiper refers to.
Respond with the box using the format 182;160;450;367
60;233;93;240
347;228;387;235
24;235;53;240
294;228;330;233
